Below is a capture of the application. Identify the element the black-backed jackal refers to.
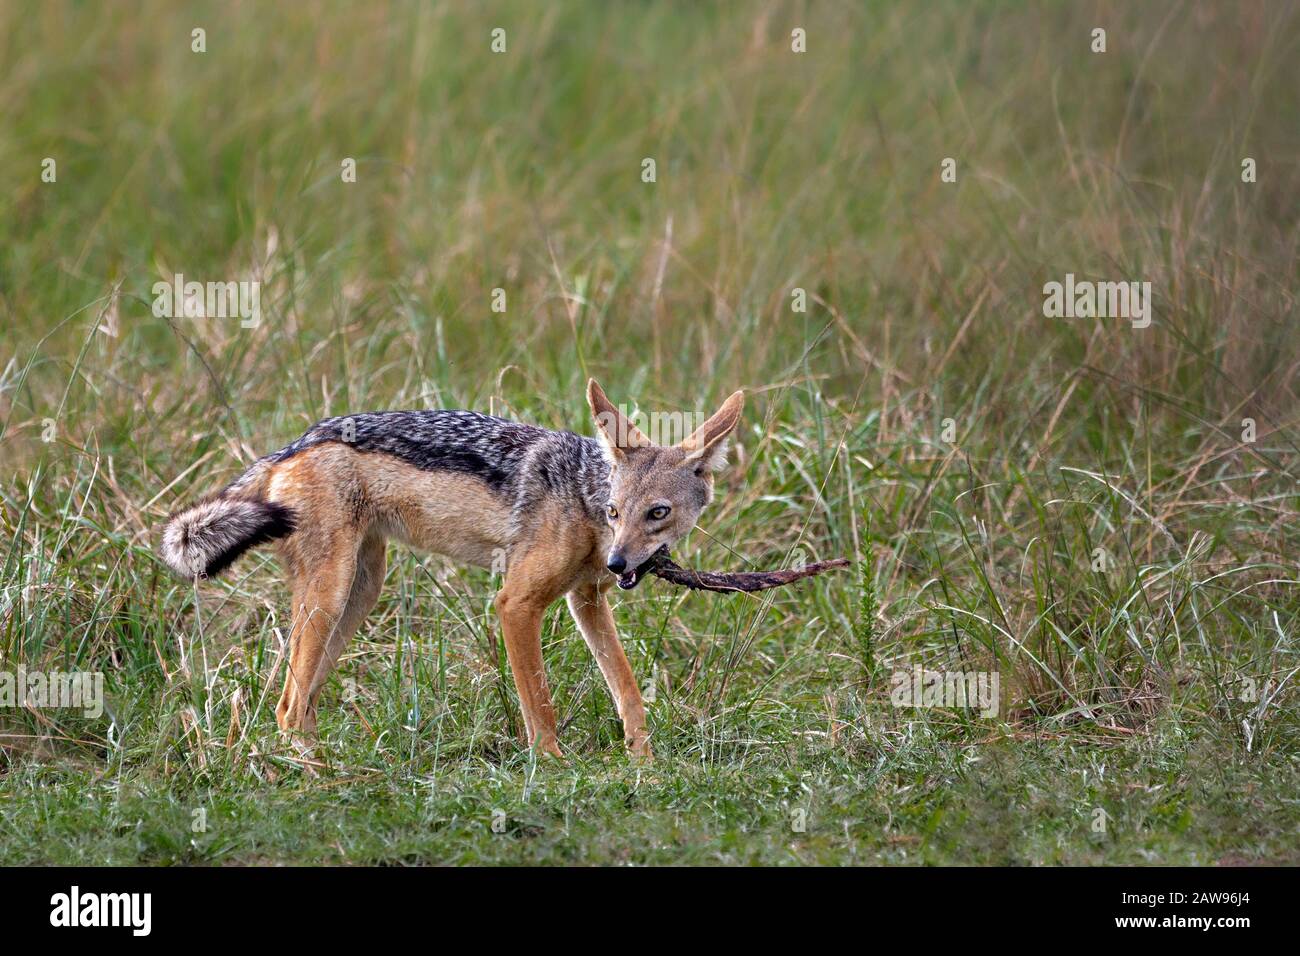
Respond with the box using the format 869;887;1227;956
158;380;743;759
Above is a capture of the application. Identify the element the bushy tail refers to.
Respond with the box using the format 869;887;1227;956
158;495;296;578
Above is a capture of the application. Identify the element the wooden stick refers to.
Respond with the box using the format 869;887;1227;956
646;547;850;594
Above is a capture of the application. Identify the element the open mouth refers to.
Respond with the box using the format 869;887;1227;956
616;556;658;590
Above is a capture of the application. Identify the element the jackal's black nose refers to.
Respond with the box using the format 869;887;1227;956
606;554;627;574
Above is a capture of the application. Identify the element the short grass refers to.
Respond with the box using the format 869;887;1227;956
1;1;1298;865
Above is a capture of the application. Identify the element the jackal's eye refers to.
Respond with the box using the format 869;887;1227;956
606;504;619;521
647;505;671;522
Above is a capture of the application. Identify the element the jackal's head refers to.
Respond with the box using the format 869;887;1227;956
587;379;744;590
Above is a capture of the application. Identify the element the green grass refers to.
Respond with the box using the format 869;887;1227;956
1;0;1298;865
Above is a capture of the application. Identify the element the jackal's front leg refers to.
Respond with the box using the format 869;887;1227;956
567;585;651;759
494;588;563;758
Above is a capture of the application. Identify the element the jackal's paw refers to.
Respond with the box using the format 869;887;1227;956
530;737;564;760
275;697;318;737
627;734;654;762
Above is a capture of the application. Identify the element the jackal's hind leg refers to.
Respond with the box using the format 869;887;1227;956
275;538;371;737
307;533;386;720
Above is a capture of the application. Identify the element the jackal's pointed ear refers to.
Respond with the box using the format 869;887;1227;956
680;389;744;473
587;378;651;461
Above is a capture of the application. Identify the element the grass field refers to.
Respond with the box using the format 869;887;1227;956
2;1;1298;865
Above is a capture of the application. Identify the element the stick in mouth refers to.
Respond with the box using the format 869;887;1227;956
643;546;850;594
